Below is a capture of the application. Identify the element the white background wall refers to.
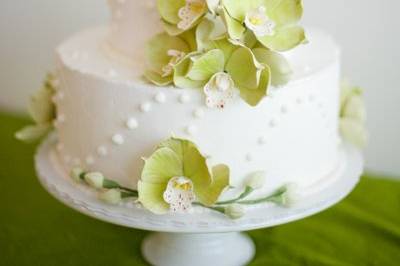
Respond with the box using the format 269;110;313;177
0;0;399;176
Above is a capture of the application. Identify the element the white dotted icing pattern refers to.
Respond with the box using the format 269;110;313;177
154;92;166;103
55;50;337;172
56;86;336;169
179;93;190;104
185;125;198;136
86;156;95;165
258;136;267;145
126;117;139;130
193;108;205;119
140;102;152;113
243;88;336;163
56;81;205;169
112;134;125;145
97;146;108;157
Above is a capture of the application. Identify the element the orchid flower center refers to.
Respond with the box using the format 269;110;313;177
161;49;186;77
204;72;236;109
177;0;206;30
245;6;276;37
163;176;195;213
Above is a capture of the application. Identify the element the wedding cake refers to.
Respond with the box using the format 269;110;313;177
17;0;366;218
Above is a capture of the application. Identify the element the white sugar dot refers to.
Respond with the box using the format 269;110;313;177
186;125;197;136
246;153;253;162
193;108;205;119
97;146;108;157
296;97;303;104
117;0;126;4
108;69;118;78
140;102;152;113
112;134;124;145
126;118;139;130
86;156;95;165
318;103;324;109
308;94;315;102
258;136;267;145
154;92;166;103
280;105;288;114
179;93;190;104
269;118;278;128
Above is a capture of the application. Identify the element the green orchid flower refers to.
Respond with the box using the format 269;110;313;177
221;0;306;51
195;17;228;52
173;40;271;107
138;137;230;214
144;31;197;86
339;82;367;148
15;74;57;142
157;0;217;36
252;47;292;86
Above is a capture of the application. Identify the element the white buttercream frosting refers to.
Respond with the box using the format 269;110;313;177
55;26;341;199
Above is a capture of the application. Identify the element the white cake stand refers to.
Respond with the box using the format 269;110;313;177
35;135;363;266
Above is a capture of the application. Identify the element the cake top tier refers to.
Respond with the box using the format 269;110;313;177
104;0;334;108
107;0;162;59
58;27;339;87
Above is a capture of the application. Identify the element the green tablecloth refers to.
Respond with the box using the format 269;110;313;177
1;112;399;266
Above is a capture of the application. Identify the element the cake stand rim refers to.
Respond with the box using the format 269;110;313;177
35;134;363;233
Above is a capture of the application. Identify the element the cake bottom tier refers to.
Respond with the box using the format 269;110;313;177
53;27;341;199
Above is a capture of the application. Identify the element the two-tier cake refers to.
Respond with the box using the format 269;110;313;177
17;0;367;218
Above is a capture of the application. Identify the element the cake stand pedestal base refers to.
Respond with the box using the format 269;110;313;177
142;232;254;266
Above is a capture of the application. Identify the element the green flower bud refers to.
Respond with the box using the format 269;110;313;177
15;73;57;143
85;172;105;189
70;167;84;182
278;183;299;207
15;124;51;143
340;118;368;149
339;83;367;148
224;204;245;219
245;171;266;190
99;189;122;205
